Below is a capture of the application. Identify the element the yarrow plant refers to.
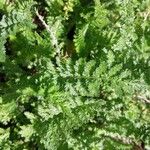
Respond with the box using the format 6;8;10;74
0;0;150;149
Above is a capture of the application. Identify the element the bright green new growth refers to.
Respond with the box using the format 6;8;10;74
0;0;150;150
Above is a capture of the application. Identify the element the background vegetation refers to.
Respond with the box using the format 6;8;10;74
0;0;150;149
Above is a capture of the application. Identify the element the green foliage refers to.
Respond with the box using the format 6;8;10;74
0;0;150;149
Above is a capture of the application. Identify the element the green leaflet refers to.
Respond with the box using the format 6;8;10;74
74;24;89;54
0;39;6;62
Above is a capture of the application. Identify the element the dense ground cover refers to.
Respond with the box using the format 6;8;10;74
0;0;150;149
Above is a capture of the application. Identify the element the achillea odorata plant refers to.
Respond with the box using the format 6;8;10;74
0;0;150;149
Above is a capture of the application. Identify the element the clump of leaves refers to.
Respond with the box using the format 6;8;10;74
0;0;150;150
